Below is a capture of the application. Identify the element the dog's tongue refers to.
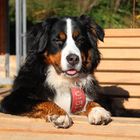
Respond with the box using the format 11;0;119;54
66;69;77;75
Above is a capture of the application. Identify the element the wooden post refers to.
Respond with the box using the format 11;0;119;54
0;0;8;54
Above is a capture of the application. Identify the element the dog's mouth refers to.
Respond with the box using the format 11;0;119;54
65;69;78;76
64;69;79;77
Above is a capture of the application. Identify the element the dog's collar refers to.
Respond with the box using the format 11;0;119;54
70;86;86;114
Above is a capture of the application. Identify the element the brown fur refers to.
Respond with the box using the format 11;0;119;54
59;32;66;41
24;101;100;120
44;52;61;66
23;101;66;121
72;31;80;39
79;101;101;116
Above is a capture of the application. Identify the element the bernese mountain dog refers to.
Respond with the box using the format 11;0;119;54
0;15;111;128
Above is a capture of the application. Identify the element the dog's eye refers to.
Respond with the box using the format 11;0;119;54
76;37;85;45
53;39;64;46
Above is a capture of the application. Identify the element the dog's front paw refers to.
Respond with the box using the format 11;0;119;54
48;114;73;128
88;107;111;125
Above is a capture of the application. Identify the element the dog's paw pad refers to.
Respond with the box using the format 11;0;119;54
48;114;73;128
88;107;111;125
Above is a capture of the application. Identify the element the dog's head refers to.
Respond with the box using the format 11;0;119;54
28;15;104;78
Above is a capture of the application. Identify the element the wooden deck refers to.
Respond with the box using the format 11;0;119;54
0;113;140;140
0;88;138;140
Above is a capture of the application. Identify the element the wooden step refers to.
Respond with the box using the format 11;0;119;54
101;85;140;97
111;98;140;110
104;29;140;37
95;72;140;84
99;37;140;48
99;48;140;60
97;60;140;72
0;113;140;140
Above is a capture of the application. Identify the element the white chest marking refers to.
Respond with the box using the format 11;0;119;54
54;87;71;114
46;66;73;113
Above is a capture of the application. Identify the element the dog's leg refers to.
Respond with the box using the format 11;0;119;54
84;101;111;125
24;101;73;128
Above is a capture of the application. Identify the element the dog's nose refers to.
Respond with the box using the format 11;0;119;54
66;54;79;66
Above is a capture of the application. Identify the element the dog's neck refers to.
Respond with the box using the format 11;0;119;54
45;65;93;90
45;65;94;114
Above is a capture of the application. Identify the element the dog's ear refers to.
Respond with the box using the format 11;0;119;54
27;17;58;54
79;15;103;69
79;15;104;42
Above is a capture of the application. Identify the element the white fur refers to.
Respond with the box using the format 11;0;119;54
46;66;72;113
61;18;82;71
48;114;73;128
88;107;111;125
45;66;93;114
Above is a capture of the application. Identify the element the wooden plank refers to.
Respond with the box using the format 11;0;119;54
101;85;140;97
1;85;139;99
99;48;140;59
1;132;123;140
0;114;140;140
95;72;140;84
0;55;16;78
0;0;7;54
0;85;139;100
0;78;13;85
104;29;140;37
99;37;140;48
0;88;11;94
97;60;140;72
112;98;140;110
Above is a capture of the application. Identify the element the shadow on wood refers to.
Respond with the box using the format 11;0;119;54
102;86;140;117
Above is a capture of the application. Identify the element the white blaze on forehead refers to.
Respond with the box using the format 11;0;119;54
66;18;73;42
61;18;82;71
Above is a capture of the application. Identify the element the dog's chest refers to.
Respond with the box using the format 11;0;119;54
45;66;93;114
53;86;71;114
53;85;92;114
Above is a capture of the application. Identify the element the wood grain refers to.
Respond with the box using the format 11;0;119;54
97;60;140;72
104;29;140;37
101;84;140;97
99;37;140;48
99;48;140;59
111;98;140;110
95;72;140;84
0;113;140;140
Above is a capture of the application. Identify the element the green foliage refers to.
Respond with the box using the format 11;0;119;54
9;0;15;22
9;0;140;28
87;0;132;28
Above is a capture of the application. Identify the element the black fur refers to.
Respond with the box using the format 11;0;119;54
0;15;105;115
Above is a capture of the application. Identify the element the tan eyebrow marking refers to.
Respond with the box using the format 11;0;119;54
73;31;80;39
59;32;66;41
